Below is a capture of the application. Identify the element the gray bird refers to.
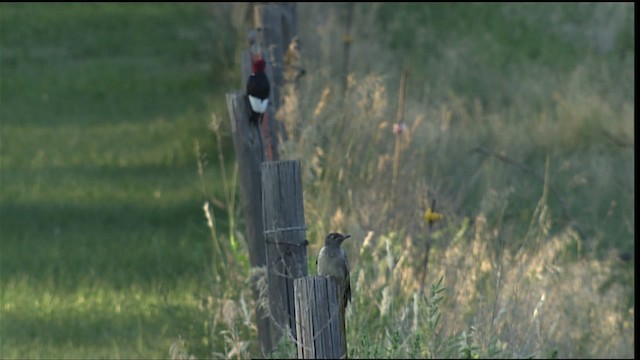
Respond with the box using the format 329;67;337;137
316;232;352;314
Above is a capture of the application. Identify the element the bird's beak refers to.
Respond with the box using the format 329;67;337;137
342;234;351;241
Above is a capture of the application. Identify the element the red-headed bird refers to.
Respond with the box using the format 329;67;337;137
246;58;270;124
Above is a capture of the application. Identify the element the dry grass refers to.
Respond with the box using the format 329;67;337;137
188;3;633;359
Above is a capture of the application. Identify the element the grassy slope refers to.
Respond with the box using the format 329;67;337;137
1;3;236;357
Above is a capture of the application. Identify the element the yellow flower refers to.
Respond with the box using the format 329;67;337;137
424;208;443;226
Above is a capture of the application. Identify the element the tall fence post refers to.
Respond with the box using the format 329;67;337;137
294;276;347;359
225;92;273;356
261;160;309;347
251;3;298;159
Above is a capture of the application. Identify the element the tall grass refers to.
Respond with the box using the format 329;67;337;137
189;3;633;358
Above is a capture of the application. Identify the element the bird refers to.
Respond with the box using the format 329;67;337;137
246;57;270;124
424;208;443;227
423;199;443;228
316;232;352;316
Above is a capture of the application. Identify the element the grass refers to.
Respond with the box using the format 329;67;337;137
279;3;634;358
1;3;238;358
1;2;634;359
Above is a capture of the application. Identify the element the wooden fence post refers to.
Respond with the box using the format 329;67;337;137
226;92;273;355
251;3;298;159
230;5;300;354
294;276;347;359
261;160;309;347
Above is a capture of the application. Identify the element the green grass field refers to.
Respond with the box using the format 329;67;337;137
1;3;238;357
1;3;634;359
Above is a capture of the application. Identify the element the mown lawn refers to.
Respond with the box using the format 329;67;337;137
1;3;235;357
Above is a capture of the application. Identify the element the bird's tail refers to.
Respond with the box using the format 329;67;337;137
249;111;261;124
246;95;265;125
339;302;348;358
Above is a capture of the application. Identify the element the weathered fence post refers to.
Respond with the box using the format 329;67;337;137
225;92;273;355
261;160;308;347
294;276;347;359
251;3;298;159
229;4;300;355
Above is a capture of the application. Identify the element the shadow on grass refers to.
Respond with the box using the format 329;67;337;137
1;198;215;289
0;161;232;290
0;300;204;357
